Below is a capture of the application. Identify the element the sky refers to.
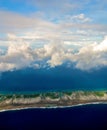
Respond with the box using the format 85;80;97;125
0;0;107;72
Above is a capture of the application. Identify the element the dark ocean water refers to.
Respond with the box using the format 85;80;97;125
0;66;107;94
0;66;107;129
0;104;107;130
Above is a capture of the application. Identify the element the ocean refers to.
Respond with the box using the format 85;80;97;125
0;104;107;130
0;66;107;94
0;66;107;129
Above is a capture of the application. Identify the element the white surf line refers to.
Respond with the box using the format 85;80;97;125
0;101;107;113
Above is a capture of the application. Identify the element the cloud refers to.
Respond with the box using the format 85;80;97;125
74;36;107;70
0;49;4;55
0;42;35;72
7;33;17;40
0;10;56;33
23;0;79;14
0;63;16;72
0;10;107;50
93;36;107;51
0;36;107;72
0;0;107;72
66;14;92;23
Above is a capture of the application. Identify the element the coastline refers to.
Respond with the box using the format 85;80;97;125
0;101;107;113
1;91;107;112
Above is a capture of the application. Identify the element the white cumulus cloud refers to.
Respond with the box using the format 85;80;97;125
0;36;107;72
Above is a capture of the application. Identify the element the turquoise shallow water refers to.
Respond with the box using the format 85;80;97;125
0;66;107;94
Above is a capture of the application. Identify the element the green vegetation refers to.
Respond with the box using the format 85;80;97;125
66;92;72;95
23;93;40;98
6;95;13;99
0;91;107;101
0;95;6;102
83;91;92;96
93;91;105;97
15;95;22;98
63;91;72;96
0;93;40;100
44;92;59;99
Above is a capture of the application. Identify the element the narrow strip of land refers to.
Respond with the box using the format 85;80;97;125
0;91;107;111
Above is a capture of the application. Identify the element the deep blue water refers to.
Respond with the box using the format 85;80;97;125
0;104;107;130
0;66;107;93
